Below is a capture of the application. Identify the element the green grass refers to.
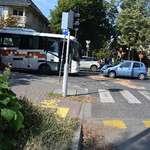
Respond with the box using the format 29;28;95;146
47;92;98;103
14;97;78;150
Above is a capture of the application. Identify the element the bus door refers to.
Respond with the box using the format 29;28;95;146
46;38;59;71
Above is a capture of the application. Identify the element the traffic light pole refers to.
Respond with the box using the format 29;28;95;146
62;30;70;97
58;35;66;82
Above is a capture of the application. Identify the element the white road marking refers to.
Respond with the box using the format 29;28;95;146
98;89;115;103
139;91;150;100
120;90;141;104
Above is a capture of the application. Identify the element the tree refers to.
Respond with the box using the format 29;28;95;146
49;0;118;54
0;15;5;29
0;11;20;29
116;0;150;52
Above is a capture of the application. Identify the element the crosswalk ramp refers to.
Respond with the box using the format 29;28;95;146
98;89;150;104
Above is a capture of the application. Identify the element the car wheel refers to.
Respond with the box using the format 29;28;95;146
138;73;146;80
90;66;97;72
39;64;51;75
108;71;116;78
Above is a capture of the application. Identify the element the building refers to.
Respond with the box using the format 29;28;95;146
0;0;50;33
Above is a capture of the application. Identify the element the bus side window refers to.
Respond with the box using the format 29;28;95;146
2;34;20;47
29;37;39;49
39;37;47;50
20;35;29;49
3;37;13;46
0;35;2;45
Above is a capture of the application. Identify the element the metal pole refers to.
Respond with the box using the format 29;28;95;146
128;45;130;60
58;35;66;82
86;49;88;57
62;30;70;97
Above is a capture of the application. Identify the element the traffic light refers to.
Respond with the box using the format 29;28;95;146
68;11;80;30
73;13;80;30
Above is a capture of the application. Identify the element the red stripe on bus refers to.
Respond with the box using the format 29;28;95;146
1;50;46;58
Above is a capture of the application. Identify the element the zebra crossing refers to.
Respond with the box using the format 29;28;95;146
98;89;150;104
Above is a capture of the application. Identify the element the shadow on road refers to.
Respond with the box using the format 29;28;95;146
118;128;150;150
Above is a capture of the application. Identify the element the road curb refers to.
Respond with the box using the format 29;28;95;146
71;103;86;150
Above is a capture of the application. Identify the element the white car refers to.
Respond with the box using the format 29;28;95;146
80;56;100;72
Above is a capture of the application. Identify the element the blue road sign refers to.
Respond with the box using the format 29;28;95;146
62;29;68;35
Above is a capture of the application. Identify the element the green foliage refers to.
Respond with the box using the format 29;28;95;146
0;68;24;150
49;0;118;53
0;11;21;29
116;0;150;51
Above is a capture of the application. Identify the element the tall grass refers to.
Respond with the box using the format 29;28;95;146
15;97;78;150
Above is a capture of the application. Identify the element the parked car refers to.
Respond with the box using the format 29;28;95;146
80;56;100;72
102;60;147;80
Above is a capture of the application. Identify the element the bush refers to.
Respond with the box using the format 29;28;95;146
15;98;78;150
0;68;24;150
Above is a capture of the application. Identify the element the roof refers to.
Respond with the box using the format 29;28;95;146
0;0;48;21
0;27;77;41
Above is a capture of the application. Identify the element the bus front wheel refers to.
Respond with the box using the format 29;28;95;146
39;64;51;75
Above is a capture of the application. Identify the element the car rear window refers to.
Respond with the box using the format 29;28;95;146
80;57;98;61
86;57;92;61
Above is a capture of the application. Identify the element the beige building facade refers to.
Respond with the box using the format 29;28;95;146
0;0;50;33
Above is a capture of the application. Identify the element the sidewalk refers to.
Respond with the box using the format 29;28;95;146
11;72;88;118
11;72;87;150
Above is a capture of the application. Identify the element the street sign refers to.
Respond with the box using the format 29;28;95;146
62;29;68;35
86;40;90;45
139;53;143;59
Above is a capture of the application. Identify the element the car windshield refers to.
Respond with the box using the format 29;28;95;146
113;61;124;66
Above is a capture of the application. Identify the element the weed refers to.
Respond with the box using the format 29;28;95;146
15;97;78;150
47;92;98;103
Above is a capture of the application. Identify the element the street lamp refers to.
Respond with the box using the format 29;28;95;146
86;40;90;57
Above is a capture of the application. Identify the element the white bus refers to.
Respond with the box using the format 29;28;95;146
0;27;80;74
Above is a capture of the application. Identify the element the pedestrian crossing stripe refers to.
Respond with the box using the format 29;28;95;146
98;89;115;103
139;91;150;101
142;121;150;128
120;90;141;104
103;120;127;129
103;120;150;129
98;89;150;104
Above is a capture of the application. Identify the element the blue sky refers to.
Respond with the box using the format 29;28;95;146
32;0;111;19
32;0;58;18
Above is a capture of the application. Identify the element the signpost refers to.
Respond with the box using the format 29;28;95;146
58;29;68;82
62;29;69;35
61;11;80;97
62;30;70;97
139;53;143;62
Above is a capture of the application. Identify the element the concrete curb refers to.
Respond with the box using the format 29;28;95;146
71;103;86;150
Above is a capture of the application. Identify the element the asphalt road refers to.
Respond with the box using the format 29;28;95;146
7;69;150;150
69;70;150;150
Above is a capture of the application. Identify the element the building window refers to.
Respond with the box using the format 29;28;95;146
38;19;40;26
13;10;23;16
33;15;36;23
0;6;3;15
